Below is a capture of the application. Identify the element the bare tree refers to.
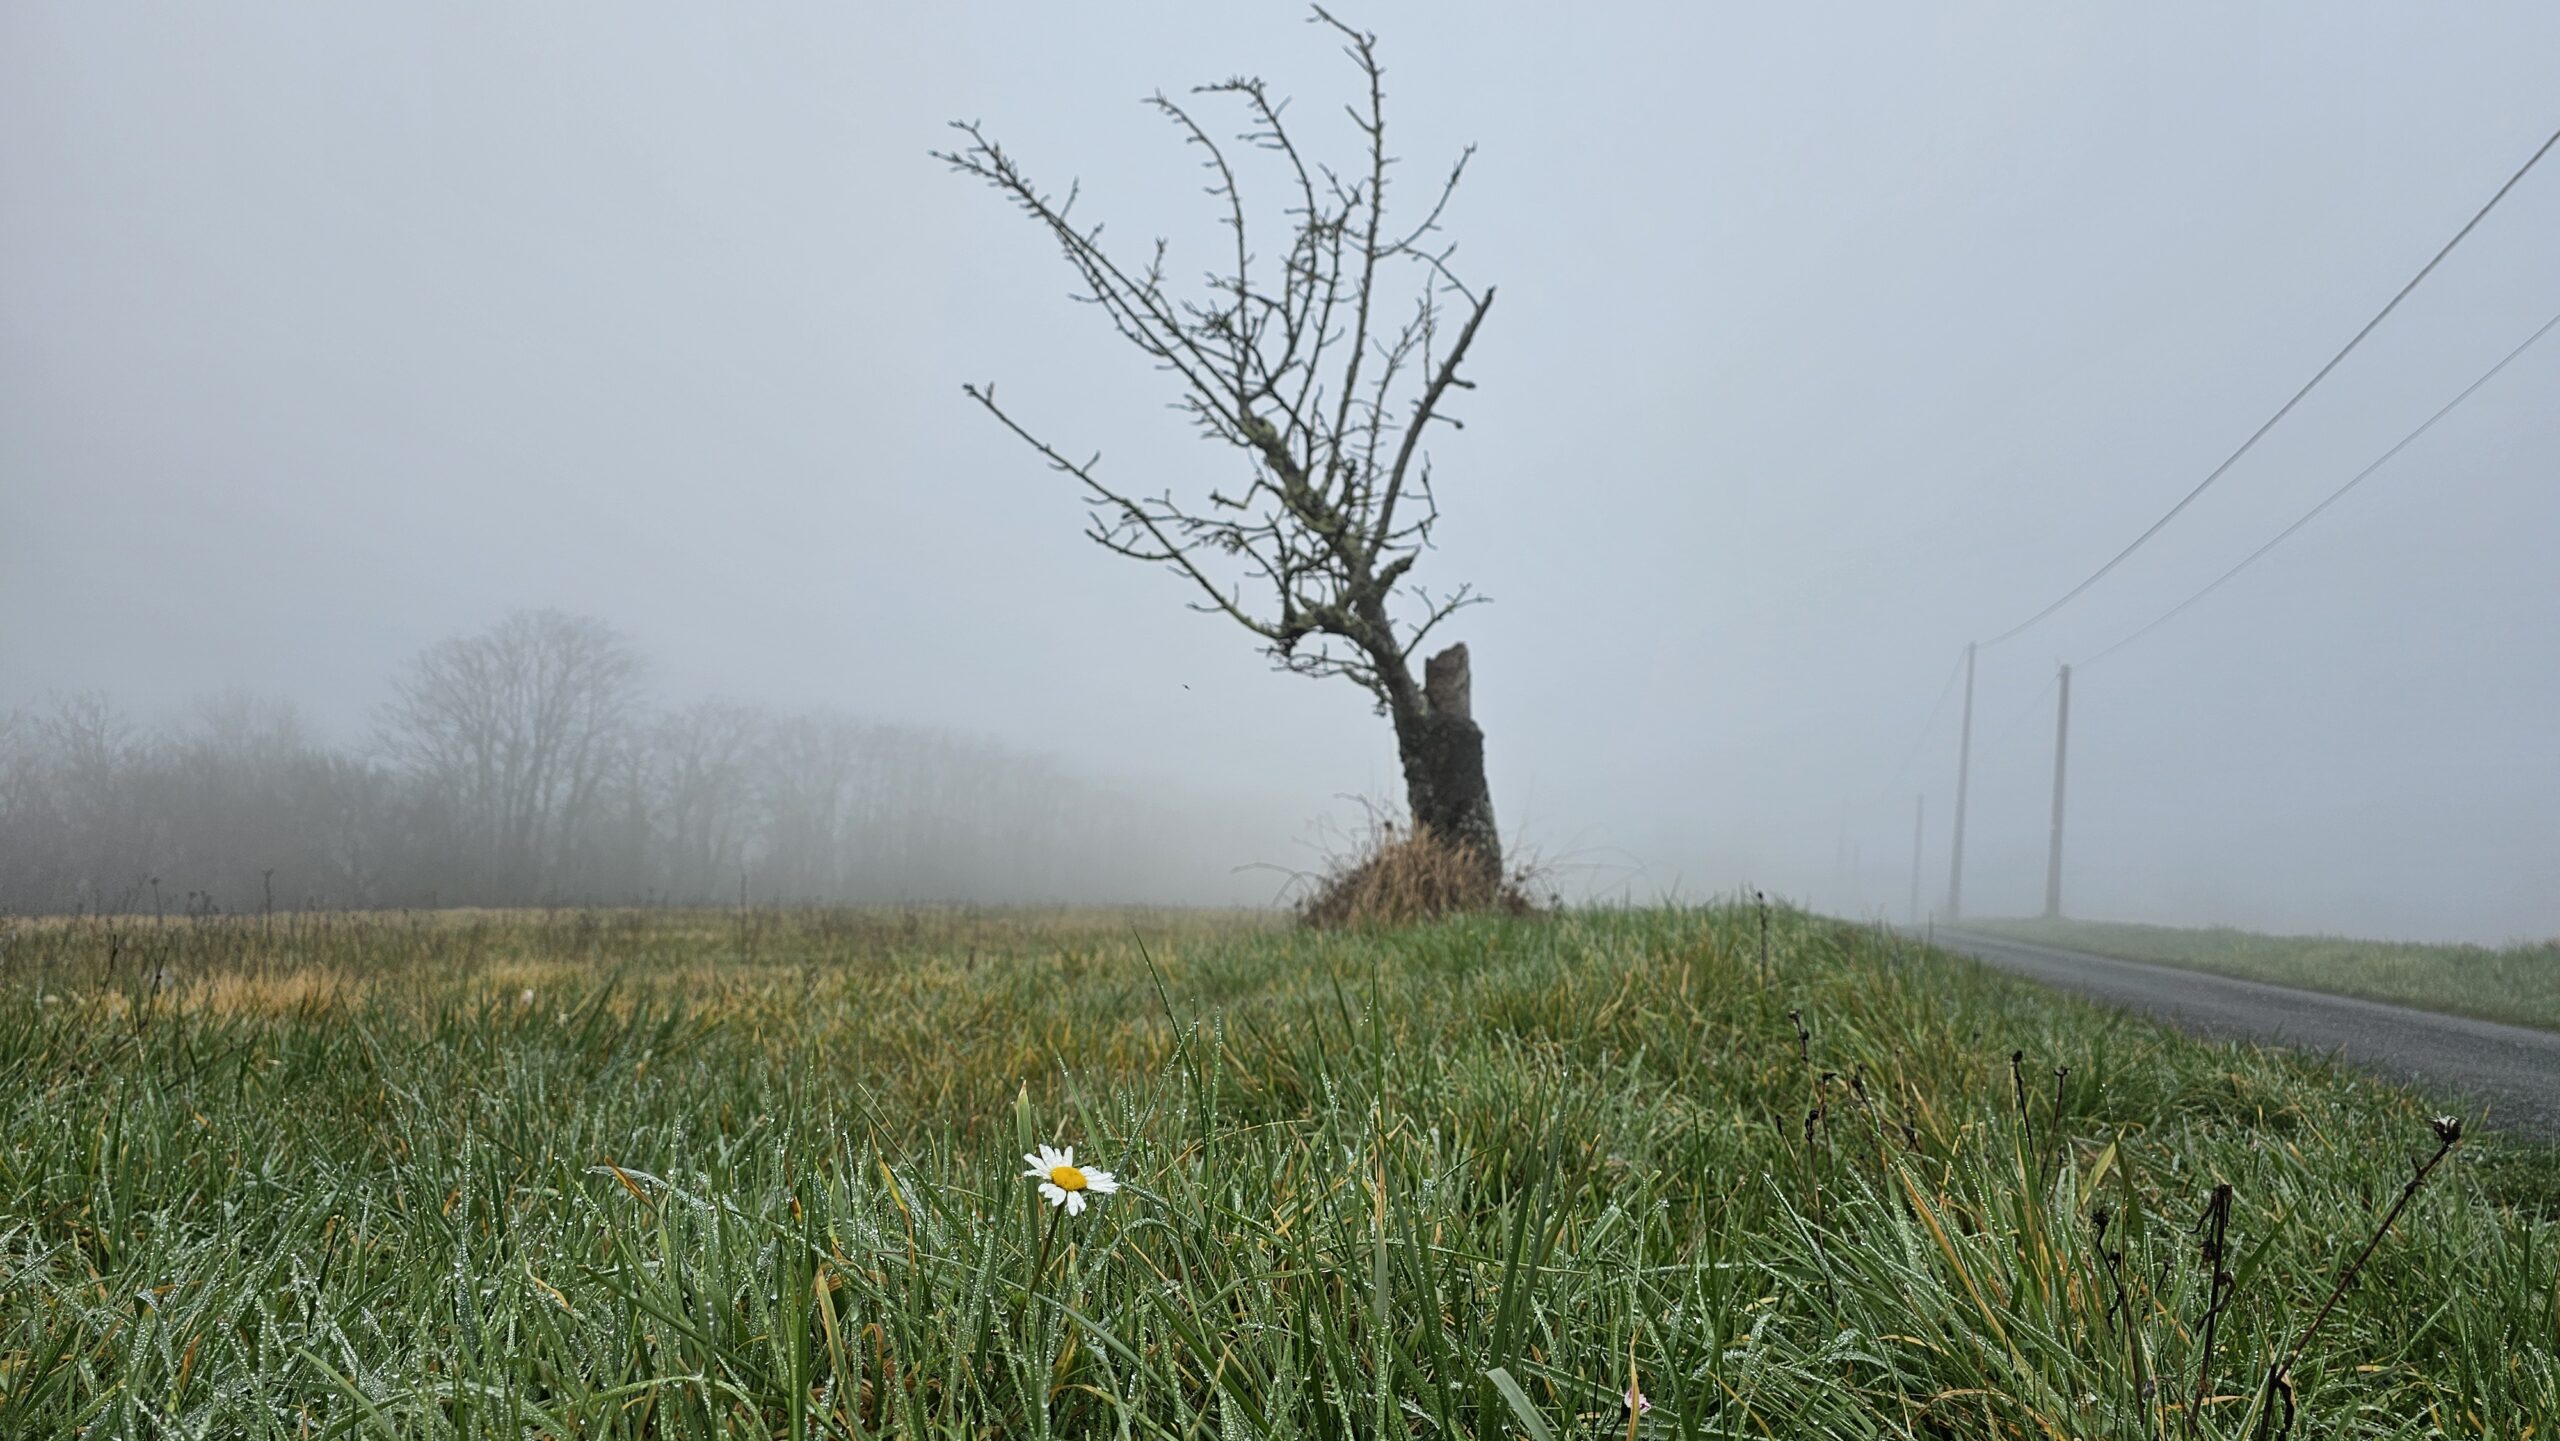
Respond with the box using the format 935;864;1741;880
33;692;152;908
156;693;369;909
0;676;1275;912
649;699;766;900
749;710;867;900
939;7;1505;884
376;609;645;900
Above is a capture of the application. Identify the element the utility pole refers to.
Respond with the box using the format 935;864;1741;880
1908;793;1925;926
1947;641;1977;921
2043;662;2073;919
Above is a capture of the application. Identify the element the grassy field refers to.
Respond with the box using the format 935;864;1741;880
1966;915;2560;1034
2;905;2555;1438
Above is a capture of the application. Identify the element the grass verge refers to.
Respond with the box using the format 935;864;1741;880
1;905;2554;1436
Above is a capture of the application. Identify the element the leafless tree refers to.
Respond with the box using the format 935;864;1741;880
33;692;151;907
0;679;1270;913
375;609;645;899
157;694;367;907
939;7;1505;883
750;710;871;900
648;699;765;900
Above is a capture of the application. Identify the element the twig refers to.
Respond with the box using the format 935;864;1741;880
2191;1181;2235;1430
2252;1117;2463;1439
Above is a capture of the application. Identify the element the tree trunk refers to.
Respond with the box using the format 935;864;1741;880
1393;643;1501;890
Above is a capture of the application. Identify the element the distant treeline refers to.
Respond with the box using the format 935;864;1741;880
0;609;1267;915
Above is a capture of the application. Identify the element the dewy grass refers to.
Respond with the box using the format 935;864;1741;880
1967;914;2560;1033
1;904;2555;1436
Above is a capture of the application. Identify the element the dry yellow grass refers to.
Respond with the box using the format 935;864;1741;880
1297;822;1543;928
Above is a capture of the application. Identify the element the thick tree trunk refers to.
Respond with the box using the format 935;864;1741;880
1393;643;1501;889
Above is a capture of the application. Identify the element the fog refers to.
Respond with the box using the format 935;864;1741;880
6;5;2556;938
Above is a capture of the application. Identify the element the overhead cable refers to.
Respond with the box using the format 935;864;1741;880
2079;307;2560;668
1979;124;2560;649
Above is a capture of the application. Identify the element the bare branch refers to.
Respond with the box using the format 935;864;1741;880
964;384;1285;644
1376;286;1493;553
946;6;1491;707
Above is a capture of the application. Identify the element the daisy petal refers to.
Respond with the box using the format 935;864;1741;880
1064;1191;1085;1215
1085;1171;1119;1193
1039;1183;1065;1207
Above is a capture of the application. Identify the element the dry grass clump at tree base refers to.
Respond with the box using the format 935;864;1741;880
1295;821;1548;929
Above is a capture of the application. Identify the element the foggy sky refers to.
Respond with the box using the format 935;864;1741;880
6;4;2557;940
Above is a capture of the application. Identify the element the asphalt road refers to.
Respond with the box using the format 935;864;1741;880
1932;928;2560;1139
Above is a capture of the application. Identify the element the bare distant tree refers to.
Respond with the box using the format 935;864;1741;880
33;692;151;907
158;693;362;908
939;7;1505;884
0;674;1271;912
376;609;644;898
649;699;766;900
0;707;64;908
751;711;872;899
38;691;134;796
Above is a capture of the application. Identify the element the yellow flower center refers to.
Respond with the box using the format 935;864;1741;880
1048;1164;1088;1192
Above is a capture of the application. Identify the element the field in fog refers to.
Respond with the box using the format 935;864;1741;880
1969;916;2560;1032
4;905;2555;1437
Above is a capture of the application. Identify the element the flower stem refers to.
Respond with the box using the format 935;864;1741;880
1024;1203;1066;1312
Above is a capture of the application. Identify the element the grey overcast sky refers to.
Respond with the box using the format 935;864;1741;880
5;4;2556;939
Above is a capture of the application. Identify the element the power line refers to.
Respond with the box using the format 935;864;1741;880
2079;306;2560;669
1979;123;2560;649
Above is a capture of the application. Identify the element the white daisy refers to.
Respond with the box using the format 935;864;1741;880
1022;1143;1120;1216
